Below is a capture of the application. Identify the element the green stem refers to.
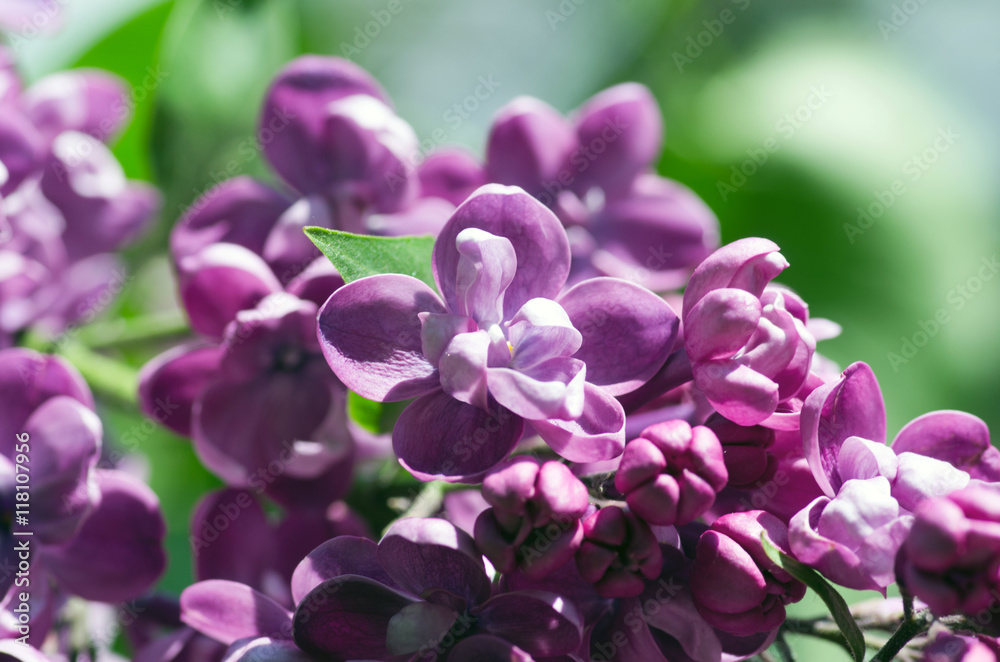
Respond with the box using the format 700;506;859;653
60;341;139;406
869;609;934;662
774;631;796;662
74;310;190;349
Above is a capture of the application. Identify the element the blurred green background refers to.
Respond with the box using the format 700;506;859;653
13;0;1000;657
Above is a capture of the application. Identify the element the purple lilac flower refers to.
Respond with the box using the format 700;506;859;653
896;482;1000;617
474;457;589;579
139;243;353;494
170;56;465;286
485;86;718;290
689;511;806;636
681;238;817;428
0;349;166;645
921;631;1000;662
789;361;999;591
180;518;584;661
317;184;679;481
576;505;662;599
0;51;159;344
615;419;727;527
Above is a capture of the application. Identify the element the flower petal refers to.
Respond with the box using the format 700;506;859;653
138;342;223;437
181;580;293;645
418;148;486;206
506;298;582;371
23;70;129;141
439;330;491;410
488;357;585;421
558;277;678;395
682;238;786;318
291;536;394;605
531;382;625;463
190;489;274;587
891;410;1000;482
318;274;444;402
693;361;778;427
485;97;575;198
453;227;517;326
684;289;761;363
475;590;583;656
447;635;534;661
220;637;313;662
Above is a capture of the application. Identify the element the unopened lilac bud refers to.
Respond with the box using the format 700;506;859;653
615;420;727;526
575;506;662;598
897;483;1000;617
475;458;589;579
690;511;806;636
704;414;776;489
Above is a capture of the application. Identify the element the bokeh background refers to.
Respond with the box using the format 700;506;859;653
13;0;1000;657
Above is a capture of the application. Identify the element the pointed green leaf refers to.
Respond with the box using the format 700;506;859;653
761;532;865;662
305;227;436;289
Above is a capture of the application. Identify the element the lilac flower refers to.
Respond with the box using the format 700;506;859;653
789;361;998;591
0;349;166;645
576;505;662;599
171;56;459;285
474;457;589;579
139;243;353;493
485;86;718;289
318;185;679;481
896;482;1000;617
0;0;63;34
0;52;159;343
180;518;584;661
682;238;817;427
689;511;806;636
921;631;1000;662
614;419;727;527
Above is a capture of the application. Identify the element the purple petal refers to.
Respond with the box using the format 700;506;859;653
23;396;101;544
260;55;388;194
454;228;517;325
41;469;166;602
291;536;394;605
283;256;344;307
181;580;293;645
261;195;328;277
439;330;491;410
837;436;898;483
801;362;887;497
420;313;477;367
487;357;586;421
292;575;414;659
558;277;678;395
448;635;534;661
190;489;274;586
435;185;570;322
891;410;1000;482
138;343;223;438
220;637;313;662
417;148;486;206
476;590;583;656
684;289;761;363
571;83;663;196
0;110;43;196
378;517;491;607
23;70;129;141
682;238;787;318
393;391;524;482
485;97;575;198
171;177;290;262
641;581;725;662
506;298;582;371
0;348;92;458
318;274;444;402
177;243;281;339
531;382;625;463
892;453;970;512
693;361;779;427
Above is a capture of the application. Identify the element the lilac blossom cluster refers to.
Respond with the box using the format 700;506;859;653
3;51;998;662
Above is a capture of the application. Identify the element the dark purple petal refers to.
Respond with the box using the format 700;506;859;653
291;536;394;605
485;97;575;198
801;362;887;497
260;55;388;193
41;469;166;602
260;195;329;277
177;243;282;339
558;277;678;395
378;517;491;607
532;383;625;463
476;590;583;656
181;580;293;645
171;177;291;261
682;238;787;318
0;348;92;456
190;489;274;586
0;110;43;196
292;575;414;660
23;70;130;141
393;390;524;482
418;148;486;206
138;343;223;438
571;83;663;196
891;410;1000;482
318;274;444;402
220;637;313;662
283;256;344;307
435;185;570;322
448;635;534;661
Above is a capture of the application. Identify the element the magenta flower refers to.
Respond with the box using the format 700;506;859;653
485;85;718;289
575;505;662;598
682;238;816;427
474;457;589;579
180;518;584;661
689;511;806;637
139;243;352;493
615;419;727;527
896;482;1000;617
318;185;679;481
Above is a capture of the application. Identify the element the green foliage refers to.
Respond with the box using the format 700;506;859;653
306;227;437;289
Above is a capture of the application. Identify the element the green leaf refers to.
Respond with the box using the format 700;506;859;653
761;532;866;662
347;392;412;435
305;227;436;289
